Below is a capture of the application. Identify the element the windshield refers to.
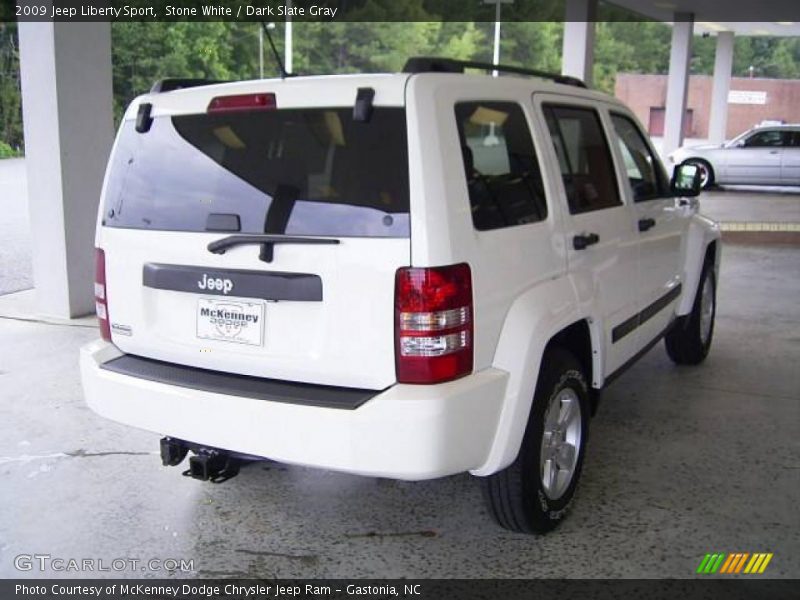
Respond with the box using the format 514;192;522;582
726;129;754;147
103;107;410;237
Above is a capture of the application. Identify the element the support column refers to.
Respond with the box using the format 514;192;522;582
663;13;694;157
18;22;114;319
562;0;597;87
708;31;734;144
285;0;293;74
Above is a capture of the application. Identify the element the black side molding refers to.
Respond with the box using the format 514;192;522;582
612;284;682;343
100;354;381;410
605;321;676;387
143;263;322;301
612;312;639;344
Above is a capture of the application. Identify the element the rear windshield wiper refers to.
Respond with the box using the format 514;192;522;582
207;234;340;263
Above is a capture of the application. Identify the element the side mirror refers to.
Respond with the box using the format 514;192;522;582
671;163;702;197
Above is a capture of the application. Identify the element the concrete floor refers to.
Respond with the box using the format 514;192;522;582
0;244;797;579
0;158;32;295
700;186;800;223
0;158;33;294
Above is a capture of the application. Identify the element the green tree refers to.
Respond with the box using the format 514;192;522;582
770;39;800;79
592;21;673;93
690;35;716;75
0;23;23;153
111;22;238;121
429;22;487;62
499;22;563;73
729;36;800;78
4;21;800;152
287;20;486;75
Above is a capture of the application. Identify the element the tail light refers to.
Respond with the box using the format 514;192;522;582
94;248;111;342
395;263;473;384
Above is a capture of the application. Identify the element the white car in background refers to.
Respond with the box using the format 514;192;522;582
668;124;800;188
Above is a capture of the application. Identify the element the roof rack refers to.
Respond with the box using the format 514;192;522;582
402;57;587;88
150;78;223;94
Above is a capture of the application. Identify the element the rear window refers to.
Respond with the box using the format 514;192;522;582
103;107;410;237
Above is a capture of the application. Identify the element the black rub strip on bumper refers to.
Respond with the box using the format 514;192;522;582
99;354;380;410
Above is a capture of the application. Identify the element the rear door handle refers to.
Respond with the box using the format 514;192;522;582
573;233;600;250
638;218;656;232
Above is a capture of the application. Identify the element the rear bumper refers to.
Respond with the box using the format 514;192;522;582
80;340;508;480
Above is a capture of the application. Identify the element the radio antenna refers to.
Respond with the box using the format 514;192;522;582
260;22;291;79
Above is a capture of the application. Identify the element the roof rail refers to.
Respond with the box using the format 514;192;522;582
150;79;223;94
402;57;587;88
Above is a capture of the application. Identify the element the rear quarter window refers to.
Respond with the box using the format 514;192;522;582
454;101;548;231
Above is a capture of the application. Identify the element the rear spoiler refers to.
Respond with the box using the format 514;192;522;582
136;78;223;132
150;79;223;93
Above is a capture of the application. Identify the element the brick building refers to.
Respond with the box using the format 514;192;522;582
615;73;800;140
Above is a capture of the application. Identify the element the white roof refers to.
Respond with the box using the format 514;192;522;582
126;71;614;120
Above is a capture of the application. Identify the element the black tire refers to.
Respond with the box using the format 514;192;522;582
665;258;716;365
684;158;715;189
483;348;590;534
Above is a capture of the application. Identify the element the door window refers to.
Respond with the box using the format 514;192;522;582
611;114;668;202
744;130;790;147
455;102;548;231
543;105;622;214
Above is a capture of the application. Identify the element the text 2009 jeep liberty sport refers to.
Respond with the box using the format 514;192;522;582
81;57;720;533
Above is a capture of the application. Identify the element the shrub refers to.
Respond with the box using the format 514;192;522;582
0;140;21;158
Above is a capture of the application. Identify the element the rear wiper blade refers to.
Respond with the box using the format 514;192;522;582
207;234;340;263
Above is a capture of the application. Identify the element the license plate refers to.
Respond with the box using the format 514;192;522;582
197;298;264;346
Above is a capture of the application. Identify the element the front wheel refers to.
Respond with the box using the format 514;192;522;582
483;348;590;534
665;260;716;365
683;159;715;189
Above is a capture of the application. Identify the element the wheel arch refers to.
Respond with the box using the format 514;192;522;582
682;156;716;187
546;319;601;415
472;277;601;476
677;214;722;317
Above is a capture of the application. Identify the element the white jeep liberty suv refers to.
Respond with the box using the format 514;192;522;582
81;57;720;533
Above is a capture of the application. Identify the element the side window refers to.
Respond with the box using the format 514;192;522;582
610;114;668;202
455;102;547;231
744;130;787;147
543;105;622;214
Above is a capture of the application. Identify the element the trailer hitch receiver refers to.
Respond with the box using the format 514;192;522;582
183;450;241;483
